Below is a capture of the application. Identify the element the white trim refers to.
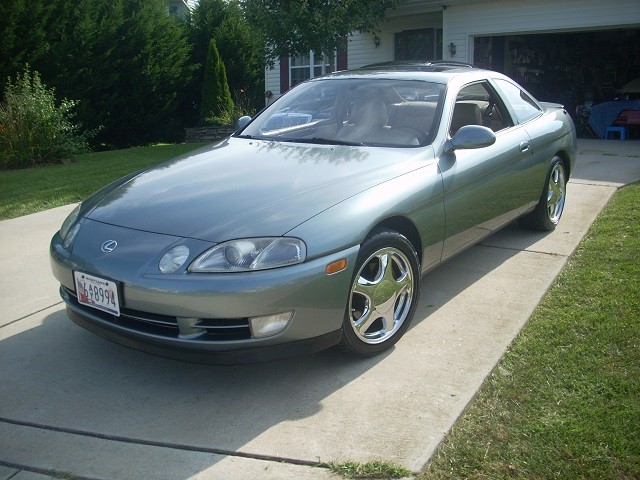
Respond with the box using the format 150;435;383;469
289;51;336;87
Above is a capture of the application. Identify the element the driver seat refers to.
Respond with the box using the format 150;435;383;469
450;102;482;135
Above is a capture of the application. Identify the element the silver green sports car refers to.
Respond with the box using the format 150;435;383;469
50;63;577;364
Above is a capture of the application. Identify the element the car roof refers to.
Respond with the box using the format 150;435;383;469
322;62;491;85
359;60;478;72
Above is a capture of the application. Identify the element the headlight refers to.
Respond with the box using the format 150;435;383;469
189;237;306;272
63;223;81;249
60;204;81;239
159;246;190;274
60;204;81;249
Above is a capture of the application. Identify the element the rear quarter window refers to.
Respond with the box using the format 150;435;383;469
493;79;542;124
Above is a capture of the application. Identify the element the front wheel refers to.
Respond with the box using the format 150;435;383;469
519;156;567;231
339;229;420;357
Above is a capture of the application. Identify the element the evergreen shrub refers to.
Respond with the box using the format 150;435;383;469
199;38;235;126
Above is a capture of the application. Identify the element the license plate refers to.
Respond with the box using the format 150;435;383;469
74;271;121;317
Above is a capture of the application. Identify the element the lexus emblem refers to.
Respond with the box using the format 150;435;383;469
101;240;118;253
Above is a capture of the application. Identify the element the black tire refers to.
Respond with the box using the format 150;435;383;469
339;228;420;357
518;156;567;231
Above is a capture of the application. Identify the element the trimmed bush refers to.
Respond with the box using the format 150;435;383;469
199;38;234;126
0;67;90;169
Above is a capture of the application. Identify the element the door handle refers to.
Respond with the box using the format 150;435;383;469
520;141;530;152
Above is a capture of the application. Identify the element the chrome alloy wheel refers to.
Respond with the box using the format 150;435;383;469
546;162;566;225
348;246;415;344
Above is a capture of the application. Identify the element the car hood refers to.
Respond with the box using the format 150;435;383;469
86;138;432;242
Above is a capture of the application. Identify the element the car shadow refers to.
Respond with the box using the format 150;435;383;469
0;305;392;476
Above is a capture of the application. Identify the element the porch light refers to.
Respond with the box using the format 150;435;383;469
448;42;457;57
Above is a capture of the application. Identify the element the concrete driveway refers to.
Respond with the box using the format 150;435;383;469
1;139;638;480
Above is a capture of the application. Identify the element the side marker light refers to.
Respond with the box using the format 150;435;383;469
326;259;347;275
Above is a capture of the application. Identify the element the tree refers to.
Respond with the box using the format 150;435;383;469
0;0;57;93
47;0;195;147
240;0;406;63
189;0;265;114
199;38;234;125
1;0;196;148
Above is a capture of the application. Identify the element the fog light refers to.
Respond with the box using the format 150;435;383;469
249;311;293;338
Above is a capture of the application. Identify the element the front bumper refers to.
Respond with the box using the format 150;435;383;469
50;222;360;364
63;290;342;364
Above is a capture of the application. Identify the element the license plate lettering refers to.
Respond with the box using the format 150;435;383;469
74;272;121;316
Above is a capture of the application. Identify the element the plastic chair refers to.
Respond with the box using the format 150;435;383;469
605;126;628;140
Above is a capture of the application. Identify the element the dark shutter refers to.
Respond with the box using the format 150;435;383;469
279;57;290;94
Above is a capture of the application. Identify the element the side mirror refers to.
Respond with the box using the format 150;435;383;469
444;125;496;153
236;115;252;131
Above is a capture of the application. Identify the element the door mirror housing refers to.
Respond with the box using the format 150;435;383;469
445;125;496;153
236;115;252;131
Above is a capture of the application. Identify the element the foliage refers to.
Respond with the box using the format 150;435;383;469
0;0;265;148
189;0;265;115
419;182;640;479
51;0;195;148
200;38;234;125
0;67;90;169
241;0;406;62
0;0;55;94
0;142;208;219
1;0;195;149
189;0;228;63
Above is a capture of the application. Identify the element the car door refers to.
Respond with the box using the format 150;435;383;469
439;81;539;261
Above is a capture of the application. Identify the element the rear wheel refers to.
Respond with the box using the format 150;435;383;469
519;156;567;231
340;229;420;357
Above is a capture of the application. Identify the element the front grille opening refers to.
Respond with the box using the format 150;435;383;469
62;286;251;341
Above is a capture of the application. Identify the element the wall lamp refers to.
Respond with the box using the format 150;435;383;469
373;35;381;48
448;42;457;57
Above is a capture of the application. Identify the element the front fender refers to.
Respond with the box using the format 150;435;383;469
289;159;445;271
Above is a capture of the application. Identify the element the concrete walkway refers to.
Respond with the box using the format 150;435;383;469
1;139;638;480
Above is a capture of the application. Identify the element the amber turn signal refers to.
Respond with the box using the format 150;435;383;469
326;258;347;275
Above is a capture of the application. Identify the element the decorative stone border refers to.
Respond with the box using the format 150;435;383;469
184;126;236;143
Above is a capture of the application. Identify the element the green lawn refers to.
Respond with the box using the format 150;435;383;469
419;182;640;480
0;143;208;220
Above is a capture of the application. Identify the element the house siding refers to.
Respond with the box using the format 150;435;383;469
445;0;640;62
264;0;640;98
265;64;281;102
348;10;443;69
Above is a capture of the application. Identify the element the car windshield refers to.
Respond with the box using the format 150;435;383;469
238;78;446;147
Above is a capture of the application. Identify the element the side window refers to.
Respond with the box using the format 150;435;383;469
450;81;513;136
493;79;542;124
